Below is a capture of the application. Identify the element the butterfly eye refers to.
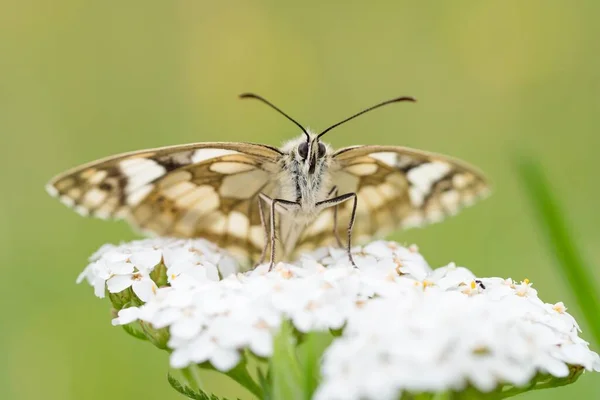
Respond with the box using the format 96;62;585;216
317;142;326;157
298;142;309;159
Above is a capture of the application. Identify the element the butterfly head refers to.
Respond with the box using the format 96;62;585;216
288;133;331;175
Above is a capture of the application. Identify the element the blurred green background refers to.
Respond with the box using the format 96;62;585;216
2;1;599;399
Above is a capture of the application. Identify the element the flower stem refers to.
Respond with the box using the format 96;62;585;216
225;361;264;399
518;157;600;346
180;365;203;392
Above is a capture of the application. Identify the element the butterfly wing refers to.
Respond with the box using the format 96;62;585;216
46;142;283;262
292;145;490;255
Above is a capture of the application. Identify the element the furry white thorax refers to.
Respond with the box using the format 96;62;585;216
277;132;335;220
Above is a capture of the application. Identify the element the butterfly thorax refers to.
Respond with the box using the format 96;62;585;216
278;135;334;219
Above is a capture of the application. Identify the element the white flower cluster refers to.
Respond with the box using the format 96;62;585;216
78;238;600;397
315;279;600;399
77;238;240;300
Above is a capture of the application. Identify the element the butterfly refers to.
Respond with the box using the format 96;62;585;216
46;93;490;269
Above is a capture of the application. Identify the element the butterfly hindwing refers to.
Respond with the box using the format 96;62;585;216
291;145;489;255
47;142;283;261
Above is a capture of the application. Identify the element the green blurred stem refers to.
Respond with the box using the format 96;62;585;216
285;337;304;388
181;365;203;392
225;361;263;399
518;158;600;346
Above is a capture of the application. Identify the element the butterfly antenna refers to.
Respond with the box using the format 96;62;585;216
239;93;310;141
317;96;416;139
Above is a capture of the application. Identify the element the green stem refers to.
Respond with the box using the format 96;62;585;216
517;158;600;346
285;338;304;386
180;365;203;392
225;361;264;399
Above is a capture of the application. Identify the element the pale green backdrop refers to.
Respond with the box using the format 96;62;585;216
1;1;599;399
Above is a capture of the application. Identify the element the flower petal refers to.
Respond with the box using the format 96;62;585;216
132;278;157;302
106;275;133;293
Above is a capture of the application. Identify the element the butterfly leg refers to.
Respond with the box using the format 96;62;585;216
255;196;269;267
326;186;343;247
259;193;300;271
315;193;358;268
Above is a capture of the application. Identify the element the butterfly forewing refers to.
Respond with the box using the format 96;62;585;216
46;142;283;262
48;139;489;265
290;146;489;256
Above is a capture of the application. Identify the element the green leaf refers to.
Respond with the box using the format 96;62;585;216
269;324;335;400
256;365;271;400
397;366;585;399
517;157;600;346
329;327;344;337
297;332;334;399
492;366;584;399
270;322;304;400
120;321;148;341
168;368;237;400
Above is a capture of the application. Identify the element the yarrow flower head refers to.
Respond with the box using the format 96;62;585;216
78;238;600;399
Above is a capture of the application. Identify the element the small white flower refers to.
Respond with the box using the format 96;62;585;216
77;260;134;298
112;306;141;325
167;259;220;289
514;278;537;297
129;249;162;270
429;263;477;291
107;267;157;302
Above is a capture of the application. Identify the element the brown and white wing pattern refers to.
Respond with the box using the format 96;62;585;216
293;145;489;255
46;142;283;262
